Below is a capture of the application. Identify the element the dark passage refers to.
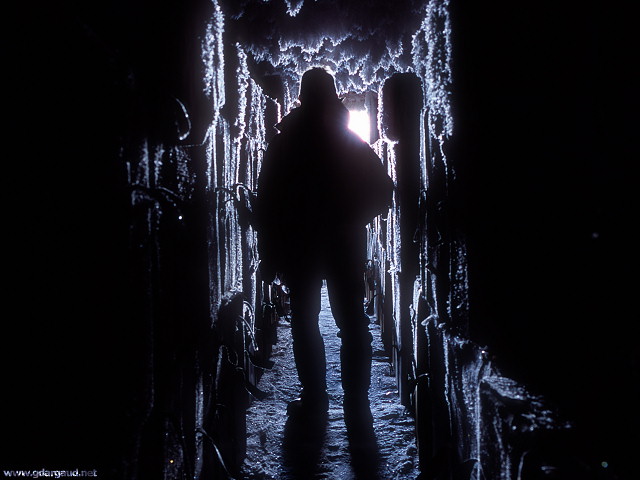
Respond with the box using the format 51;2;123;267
3;1;636;480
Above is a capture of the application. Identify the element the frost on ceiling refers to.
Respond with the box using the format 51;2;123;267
224;0;428;94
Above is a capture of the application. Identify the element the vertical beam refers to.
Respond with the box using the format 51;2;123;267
380;73;424;406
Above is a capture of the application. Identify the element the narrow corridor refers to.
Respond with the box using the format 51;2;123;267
6;2;635;479
242;285;419;480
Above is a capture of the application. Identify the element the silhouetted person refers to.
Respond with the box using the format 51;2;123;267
254;67;393;429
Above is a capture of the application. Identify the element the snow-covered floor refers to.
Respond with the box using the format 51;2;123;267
242;285;420;479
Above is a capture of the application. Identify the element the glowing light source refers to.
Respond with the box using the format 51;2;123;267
348;109;371;144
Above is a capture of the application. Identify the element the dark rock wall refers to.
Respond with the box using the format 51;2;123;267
4;1;274;478
449;0;637;478
373;1;637;478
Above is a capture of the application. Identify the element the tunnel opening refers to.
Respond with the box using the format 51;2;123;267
347;109;371;144
342;90;377;145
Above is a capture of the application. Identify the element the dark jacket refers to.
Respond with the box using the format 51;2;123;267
254;100;394;280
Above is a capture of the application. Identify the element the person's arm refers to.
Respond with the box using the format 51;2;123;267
255;134;283;231
350;134;395;221
254;134;285;282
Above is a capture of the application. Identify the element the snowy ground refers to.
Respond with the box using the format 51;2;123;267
241;285;420;479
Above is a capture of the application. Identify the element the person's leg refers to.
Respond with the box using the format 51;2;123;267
286;273;328;413
326;264;374;437
325;264;372;404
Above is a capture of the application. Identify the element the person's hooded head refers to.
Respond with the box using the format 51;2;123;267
299;67;341;109
297;67;349;128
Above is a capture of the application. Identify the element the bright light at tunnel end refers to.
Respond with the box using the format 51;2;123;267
348;109;371;144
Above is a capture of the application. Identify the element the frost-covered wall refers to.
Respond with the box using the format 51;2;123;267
375;2;578;479
7;0;244;477
39;1;282;477
196;7;280;479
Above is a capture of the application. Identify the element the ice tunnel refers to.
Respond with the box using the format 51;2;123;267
4;1;637;479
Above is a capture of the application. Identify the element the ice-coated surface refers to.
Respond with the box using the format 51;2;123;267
226;0;427;93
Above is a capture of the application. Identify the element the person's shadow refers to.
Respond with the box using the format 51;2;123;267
345;405;382;479
281;405;382;479
281;411;329;479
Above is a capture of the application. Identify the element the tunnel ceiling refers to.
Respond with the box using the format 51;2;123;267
224;0;428;94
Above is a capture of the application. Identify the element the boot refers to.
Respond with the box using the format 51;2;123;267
287;388;329;416
340;332;373;432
